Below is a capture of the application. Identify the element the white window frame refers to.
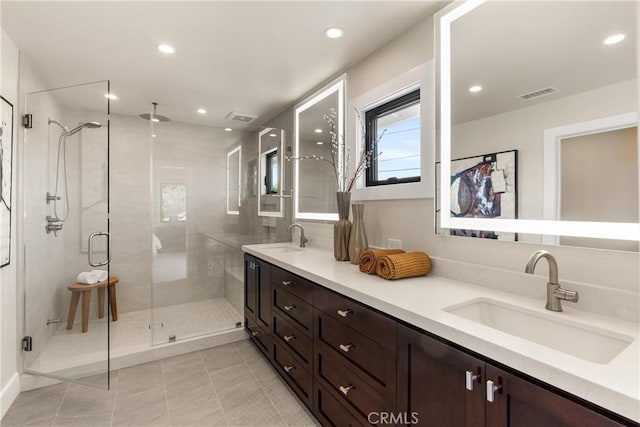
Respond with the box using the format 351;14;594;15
350;61;435;201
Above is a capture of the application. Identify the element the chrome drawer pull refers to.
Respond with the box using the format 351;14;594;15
337;309;352;318
339;385;354;396
486;379;502;403
283;335;295;342
339;343;354;353
283;365;295;373
283;304;296;311
282;280;292;286
251;331;260;337
465;370;479;391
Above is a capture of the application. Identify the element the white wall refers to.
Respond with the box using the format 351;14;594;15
298;11;639;303
0;27;21;419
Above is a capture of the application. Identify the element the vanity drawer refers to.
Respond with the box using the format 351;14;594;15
273;342;313;409
314;382;364;427
316;310;396;398
273;286;313;335
245;316;271;358
316;342;394;421
271;265;315;303
315;285;396;350
273;312;313;370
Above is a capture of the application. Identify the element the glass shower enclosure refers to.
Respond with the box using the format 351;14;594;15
22;81;111;388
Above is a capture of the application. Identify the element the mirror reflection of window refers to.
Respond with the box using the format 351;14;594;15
161;183;187;222
265;149;279;194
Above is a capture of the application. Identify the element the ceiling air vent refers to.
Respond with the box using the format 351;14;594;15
518;86;560;101
225;111;257;123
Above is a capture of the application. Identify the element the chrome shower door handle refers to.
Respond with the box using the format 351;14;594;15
88;231;111;267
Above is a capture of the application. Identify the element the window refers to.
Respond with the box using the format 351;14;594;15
265;149;279;194
365;89;421;187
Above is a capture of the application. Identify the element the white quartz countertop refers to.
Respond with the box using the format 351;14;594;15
243;243;640;422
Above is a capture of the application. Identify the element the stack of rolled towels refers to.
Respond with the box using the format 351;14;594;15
358;248;432;280
77;269;109;285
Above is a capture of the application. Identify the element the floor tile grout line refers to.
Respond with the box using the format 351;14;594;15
109;369;119;427
200;350;231;427
159;358;173;427
242;345;287;426
50;382;70;427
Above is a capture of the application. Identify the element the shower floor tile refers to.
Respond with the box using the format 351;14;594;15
26;298;243;377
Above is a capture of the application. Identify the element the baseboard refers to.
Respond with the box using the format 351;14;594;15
0;372;20;420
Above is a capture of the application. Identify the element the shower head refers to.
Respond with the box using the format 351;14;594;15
139;102;170;122
66;121;102;136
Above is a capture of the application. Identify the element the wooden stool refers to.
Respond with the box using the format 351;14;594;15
67;276;119;333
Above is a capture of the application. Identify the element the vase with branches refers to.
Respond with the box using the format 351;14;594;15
288;108;384;261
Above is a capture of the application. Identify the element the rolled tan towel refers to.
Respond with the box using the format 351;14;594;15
376;251;432;280
359;249;406;274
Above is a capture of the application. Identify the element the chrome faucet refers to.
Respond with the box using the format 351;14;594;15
525;250;578;312
287;223;308;248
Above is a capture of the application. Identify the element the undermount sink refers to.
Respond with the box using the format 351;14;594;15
262;245;305;254
444;298;634;364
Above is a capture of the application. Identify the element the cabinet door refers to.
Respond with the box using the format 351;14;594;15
257;258;271;328
485;365;626;427
397;324;484;427
244;254;257;320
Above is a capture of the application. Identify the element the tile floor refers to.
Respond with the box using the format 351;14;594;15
2;341;319;427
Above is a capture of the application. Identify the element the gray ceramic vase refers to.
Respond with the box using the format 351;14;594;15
348;203;368;265
333;192;352;261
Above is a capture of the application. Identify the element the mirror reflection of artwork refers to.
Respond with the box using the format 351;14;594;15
161;183;187;222
0;96;13;267
444;0;638;249
438;150;517;240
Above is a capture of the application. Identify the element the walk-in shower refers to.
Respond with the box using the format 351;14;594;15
46;119;102;235
22;82;245;392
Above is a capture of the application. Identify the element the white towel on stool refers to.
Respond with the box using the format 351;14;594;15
77;272;99;285
91;269;108;282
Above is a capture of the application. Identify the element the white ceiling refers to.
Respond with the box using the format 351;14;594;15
451;1;637;124
1;1;442;130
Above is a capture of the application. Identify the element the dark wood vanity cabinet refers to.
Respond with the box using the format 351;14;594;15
397;324;484;427
244;254;272;358
244;256;636;427
397;324;632;427
484;365;627;427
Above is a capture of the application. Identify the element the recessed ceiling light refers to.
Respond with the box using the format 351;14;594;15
604;34;625;45
196;108;207;114
152;134;157;138
324;27;344;39
316;141;324;145
224;128;233;132
158;44;175;54
314;128;323;133
469;85;483;93
104;93;118;100
269;133;277;137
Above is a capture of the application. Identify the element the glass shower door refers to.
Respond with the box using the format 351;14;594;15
22;81;111;388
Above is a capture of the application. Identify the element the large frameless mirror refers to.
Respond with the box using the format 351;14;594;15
294;77;345;221
436;0;639;248
258;127;284;217
226;146;242;215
